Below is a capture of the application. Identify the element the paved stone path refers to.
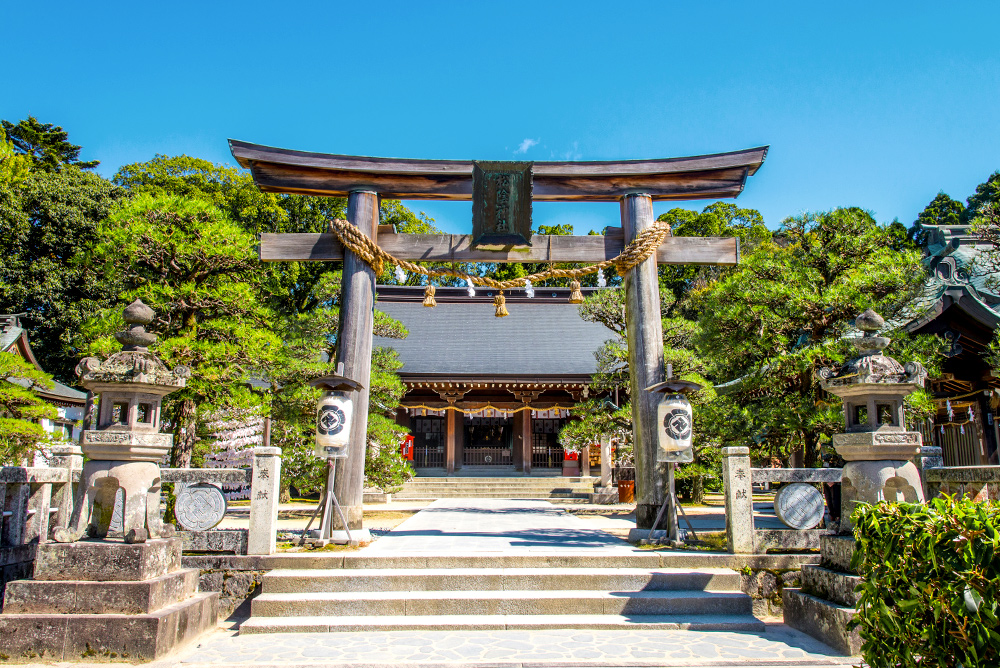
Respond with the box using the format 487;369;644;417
359;498;638;554
173;626;853;667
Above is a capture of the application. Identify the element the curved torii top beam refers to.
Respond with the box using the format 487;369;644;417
229;140;768;203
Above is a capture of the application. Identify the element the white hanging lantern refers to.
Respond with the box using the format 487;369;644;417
657;393;693;461
646;377;702;464
315;391;353;458
308;372;364;460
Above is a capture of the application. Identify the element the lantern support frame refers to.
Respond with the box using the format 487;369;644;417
644;370;703;546
300;368;365;547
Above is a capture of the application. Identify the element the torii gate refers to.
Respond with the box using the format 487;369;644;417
230;140;767;531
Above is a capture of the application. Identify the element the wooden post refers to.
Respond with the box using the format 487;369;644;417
446;409;457;474
512;411;525;471
522;411;533;475
333;190;378;529
582;445;591;477
622;193;667;529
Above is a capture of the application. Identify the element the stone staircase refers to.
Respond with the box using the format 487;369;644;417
394;476;598;503
782;535;862;655
240;558;763;634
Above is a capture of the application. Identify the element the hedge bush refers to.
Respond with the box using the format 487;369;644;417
851;496;1000;668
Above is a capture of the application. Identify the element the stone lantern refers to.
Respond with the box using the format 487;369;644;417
54;299;190;543
819;308;928;530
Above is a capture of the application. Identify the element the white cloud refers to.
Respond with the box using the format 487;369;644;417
515;138;539;154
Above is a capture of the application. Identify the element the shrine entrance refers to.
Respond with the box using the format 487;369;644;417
463;414;513;467
232;140;767;529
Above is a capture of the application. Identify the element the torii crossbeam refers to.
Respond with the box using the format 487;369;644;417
231;140;767;531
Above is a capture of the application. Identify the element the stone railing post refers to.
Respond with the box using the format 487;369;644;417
722;446;754;554
914;445;943;499
49;444;83;531
600;436;612;488
248;446;281;555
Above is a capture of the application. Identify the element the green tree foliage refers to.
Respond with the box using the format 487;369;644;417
0;165;124;380
964;171;1000;224
0;353;56;464
658;202;771;301
851;497;1000;668
692;208;939;466
566;204;769;499
79;194;282;467
1;116;98;171
909;192;965;246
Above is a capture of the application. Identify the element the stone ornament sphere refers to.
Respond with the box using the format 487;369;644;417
774;483;825;530
174;483;227;531
123;299;155;324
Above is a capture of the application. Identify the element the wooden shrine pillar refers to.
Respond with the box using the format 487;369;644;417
446;409;457;474
333;190;378;529
512;411;525;471
522;410;533;475
622;193;667;529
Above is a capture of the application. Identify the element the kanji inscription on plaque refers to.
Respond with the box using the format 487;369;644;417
472;161;533;249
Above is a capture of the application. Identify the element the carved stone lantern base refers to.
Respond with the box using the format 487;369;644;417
832;430;923;461
840;459;924;530
54;461;175;544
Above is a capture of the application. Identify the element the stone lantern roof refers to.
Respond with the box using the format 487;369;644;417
819;308;928;461
819;308;927;394
75;299;190;394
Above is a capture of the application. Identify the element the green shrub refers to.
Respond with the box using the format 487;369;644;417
851;497;1000;668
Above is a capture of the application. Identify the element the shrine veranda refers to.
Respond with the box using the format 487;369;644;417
233;140;768;530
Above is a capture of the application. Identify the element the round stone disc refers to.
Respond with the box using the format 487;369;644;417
774;483;825;530
175;483;227;532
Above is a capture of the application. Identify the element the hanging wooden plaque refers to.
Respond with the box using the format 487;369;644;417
472;161;533;249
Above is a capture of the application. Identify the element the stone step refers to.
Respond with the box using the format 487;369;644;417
251;589;753;617
392;492;593;496
408;474;600;482
3;567;200;615
0;591;219;662
820;535;856;573
32;537;183;582
262;567;742;594
800;564;862;607
395;487;597;493
395;488;594;493
782;588;861;656
391;496;593;504
239;612;766;634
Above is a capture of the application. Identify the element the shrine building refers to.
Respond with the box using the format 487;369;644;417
374;285;613;475
905;222;1000;465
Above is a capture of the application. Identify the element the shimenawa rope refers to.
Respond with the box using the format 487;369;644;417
327;218;672;290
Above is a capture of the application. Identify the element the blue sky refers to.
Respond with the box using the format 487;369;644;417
2;1;998;234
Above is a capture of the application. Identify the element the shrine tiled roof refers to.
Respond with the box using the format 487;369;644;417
372;286;614;377
1;314;87;405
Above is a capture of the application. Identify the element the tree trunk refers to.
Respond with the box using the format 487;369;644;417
803;432;820;469
171;399;197;468
691;475;705;505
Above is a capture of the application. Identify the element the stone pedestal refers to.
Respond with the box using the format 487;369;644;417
840;459;923;530
783;535;862;656
0;539;218;661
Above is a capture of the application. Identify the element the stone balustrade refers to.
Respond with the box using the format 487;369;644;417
723;447;839;554
0;446;281;606
923;465;1000;501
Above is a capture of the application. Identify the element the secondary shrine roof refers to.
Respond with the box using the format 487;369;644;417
372;286;614;378
1;314;87;406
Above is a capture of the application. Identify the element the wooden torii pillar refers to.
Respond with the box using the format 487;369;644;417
231;141;767;529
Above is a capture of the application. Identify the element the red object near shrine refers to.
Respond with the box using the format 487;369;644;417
564;450;579;461
400;435;414;461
